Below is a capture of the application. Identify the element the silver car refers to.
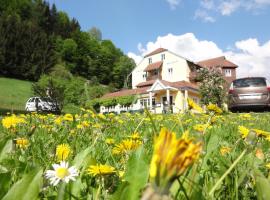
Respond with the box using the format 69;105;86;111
228;77;270;111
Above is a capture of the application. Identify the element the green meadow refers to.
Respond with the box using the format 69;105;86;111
0;77;33;113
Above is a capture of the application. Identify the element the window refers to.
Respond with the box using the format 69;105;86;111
161;54;165;61
140;98;148;107
152;98;156;106
168;68;173;76
224;69;232;77
142;73;147;80
148;57;152;64
153;69;158;75
233;78;266;88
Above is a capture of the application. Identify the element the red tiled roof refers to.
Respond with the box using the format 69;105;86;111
102;87;149;99
144;61;163;72
136;80;156;87
197;56;238;68
164;80;199;90
102;80;199;99
144;48;168;58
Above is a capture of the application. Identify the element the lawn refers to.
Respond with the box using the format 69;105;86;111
0;77;33;113
1;106;270;199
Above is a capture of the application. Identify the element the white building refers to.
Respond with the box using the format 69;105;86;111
100;48;202;114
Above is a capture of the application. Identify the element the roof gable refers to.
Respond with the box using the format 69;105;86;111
197;56;238;68
144;48;168;58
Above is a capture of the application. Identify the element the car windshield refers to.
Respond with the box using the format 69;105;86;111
40;97;56;103
233;78;266;88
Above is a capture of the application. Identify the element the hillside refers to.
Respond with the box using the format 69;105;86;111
0;77;33;113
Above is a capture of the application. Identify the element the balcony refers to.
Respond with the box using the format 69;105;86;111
146;74;162;81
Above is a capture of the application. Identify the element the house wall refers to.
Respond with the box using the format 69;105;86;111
222;67;236;88
132;51;191;89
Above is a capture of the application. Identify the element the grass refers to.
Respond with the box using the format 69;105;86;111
1;110;270;199
0;77;33;113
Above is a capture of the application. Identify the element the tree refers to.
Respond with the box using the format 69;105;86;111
88;27;102;41
196;67;226;106
113;56;136;88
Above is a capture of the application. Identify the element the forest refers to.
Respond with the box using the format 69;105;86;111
0;0;135;90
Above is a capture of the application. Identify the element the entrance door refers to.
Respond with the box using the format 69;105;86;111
162;96;173;105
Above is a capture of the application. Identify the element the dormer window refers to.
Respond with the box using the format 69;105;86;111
161;54;165;61
148;57;152;64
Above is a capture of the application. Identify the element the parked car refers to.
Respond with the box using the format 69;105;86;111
25;97;60;114
228;77;270;111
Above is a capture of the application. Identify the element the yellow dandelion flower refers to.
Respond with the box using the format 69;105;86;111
76;124;83;129
56;144;71;161
265;135;270;142
252;129;270;137
118;170;125;178
112;139;142;155
15;138;29;149
266;163;270;169
98;113;106;120
187;98;203;113
63;114;73;121
70;129;76;136
193;124;209;133
2;115;26;129
220;146;231;155
240;113;252;120
181;130;190;141
238;126;249;139
207;103;222;114
54;117;62;125
87;164;115;176
93;123;101;129
105;138;115;145
149;128;201;184
129;132;141;140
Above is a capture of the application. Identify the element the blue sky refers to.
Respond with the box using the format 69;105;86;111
47;0;270;78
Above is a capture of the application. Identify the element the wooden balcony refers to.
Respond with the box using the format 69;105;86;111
146;74;162;81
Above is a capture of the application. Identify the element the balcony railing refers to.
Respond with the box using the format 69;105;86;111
146;74;162;81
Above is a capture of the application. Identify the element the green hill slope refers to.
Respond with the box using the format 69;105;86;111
0;77;33;113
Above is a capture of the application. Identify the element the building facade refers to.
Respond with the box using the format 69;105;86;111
100;48;238;114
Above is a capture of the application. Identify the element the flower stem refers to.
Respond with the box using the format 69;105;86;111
209;149;247;197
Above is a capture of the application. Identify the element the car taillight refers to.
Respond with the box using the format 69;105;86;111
267;87;270;92
229;89;234;94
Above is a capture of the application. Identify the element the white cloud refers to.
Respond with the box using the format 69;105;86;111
200;0;215;10
194;9;216;22
195;0;270;20
129;33;270;80
219;1;241;16
127;52;142;64
166;0;181;9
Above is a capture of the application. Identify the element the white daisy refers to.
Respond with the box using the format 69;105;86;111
45;161;79;186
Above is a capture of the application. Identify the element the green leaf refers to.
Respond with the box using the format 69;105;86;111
2;169;43;200
0;172;12;199
72;147;92;169
111;148;149;200
254;170;270;200
71;147;95;198
0;139;13;162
